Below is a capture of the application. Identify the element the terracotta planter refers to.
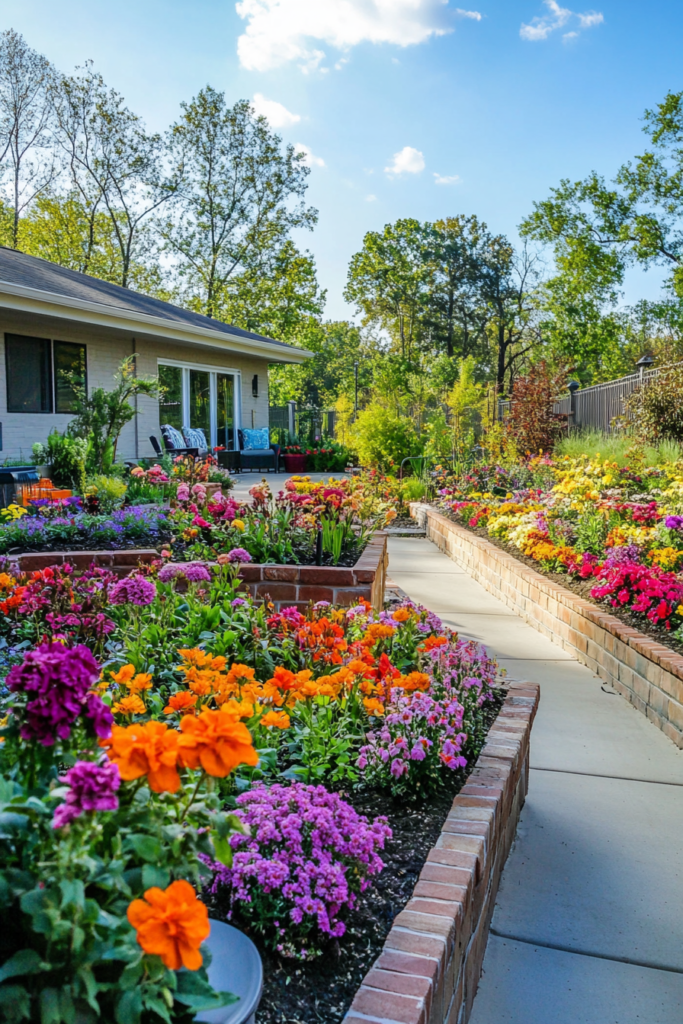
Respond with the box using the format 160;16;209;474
282;453;307;473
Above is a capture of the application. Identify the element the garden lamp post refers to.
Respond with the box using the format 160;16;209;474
568;380;580;429
636;354;654;381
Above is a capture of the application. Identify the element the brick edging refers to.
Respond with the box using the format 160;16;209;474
13;533;389;613
411;504;683;749
345;682;540;1024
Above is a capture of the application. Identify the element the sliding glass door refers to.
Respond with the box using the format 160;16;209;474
158;361;239;449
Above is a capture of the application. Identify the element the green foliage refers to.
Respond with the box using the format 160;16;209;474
626;365;683;443
401;478;428;502
32;433;87;492
68;358;158;474
85;475;128;512
350;403;420;472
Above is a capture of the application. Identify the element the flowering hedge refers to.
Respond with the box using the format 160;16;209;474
438;453;683;634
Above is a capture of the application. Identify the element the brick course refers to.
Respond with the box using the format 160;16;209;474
344;683;539;1024
411;503;683;749
14;531;389;612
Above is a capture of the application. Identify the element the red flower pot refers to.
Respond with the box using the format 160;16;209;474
282;453;307;473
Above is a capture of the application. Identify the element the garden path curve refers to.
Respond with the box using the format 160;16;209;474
387;536;683;1024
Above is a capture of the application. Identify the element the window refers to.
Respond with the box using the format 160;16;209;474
5;334;87;414
6;334;52;413
54;341;87;413
159;364;183;430
158;361;240;449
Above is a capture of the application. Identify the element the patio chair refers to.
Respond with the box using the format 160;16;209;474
238;428;281;473
151;427;199;459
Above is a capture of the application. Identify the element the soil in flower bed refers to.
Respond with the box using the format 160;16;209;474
438;510;683;659
207;695;504;1024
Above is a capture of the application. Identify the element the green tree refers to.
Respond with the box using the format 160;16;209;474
163;89;316;320
345;218;428;360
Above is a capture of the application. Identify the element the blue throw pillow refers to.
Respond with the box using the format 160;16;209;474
161;424;186;450
242;428;270;450
183;427;208;449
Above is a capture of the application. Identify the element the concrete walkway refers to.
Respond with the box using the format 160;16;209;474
387;536;683;1024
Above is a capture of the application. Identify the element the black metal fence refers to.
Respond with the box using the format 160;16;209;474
497;362;681;433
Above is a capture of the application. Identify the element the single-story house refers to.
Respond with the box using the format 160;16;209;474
0;247;312;462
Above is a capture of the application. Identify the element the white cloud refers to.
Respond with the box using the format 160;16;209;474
236;0;482;72
434;172;461;185
294;143;325;167
385;146;425;175
520;0;603;41
252;93;301;127
365;194;377;202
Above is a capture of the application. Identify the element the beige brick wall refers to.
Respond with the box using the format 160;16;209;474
0;311;273;462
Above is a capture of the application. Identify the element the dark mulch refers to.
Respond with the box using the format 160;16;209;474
207;695;504;1024
438;509;683;659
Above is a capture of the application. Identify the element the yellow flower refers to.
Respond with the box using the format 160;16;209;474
232;519;245;532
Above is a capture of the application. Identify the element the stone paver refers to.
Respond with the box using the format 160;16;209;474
387;536;683;1023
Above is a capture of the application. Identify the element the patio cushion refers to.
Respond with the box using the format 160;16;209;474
242;427;270;450
240;449;274;458
183;427;208;450
160;424;186;450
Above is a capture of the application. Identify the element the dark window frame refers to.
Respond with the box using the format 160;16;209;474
5;333;87;415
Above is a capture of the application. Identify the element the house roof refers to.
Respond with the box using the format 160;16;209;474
0;247;312;364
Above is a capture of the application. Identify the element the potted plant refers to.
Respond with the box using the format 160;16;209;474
281;444;307;473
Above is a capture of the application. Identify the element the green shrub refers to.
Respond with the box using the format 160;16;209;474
626;365;683;444
32;432;87;492
401;478;428;503
350;404;420;472
85;475;128;511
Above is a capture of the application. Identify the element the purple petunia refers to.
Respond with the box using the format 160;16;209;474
109;574;157;606
6;642;112;746
53;759;121;828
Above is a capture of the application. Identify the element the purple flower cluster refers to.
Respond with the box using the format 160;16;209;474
207;783;391;953
665;515;683;531
6;642;112;746
225;548;252;564
109;574;157;606
158;562;211;584
358;691;467;787
53;759;120;828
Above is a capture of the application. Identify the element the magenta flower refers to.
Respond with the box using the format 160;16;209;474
109;575;157;606
53;760;121;828
6;643;112;746
226;548;252;564
182;562;212;583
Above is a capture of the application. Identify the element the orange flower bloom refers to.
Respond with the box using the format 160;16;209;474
113;694;146;716
419;635;449;651
164;691;197;715
110;664;136;686
391;607;411;622
127;673;153;693
101;721;181;793
188;676;214;697
178;708;258;777
347;659;373;677
127;880;209;970
220;698;255;719
260;709;291;729
226;663;256;686
363;697;385;717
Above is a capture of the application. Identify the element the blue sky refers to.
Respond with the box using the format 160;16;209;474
4;0;682;318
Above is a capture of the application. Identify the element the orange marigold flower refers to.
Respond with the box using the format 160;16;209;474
110;664;136;686
188;677;214;697
178;647;212;668
164;691;197;715
226;663;256;686
347;659;372;676
127;880;209;970
0;573;16;590
113;694;146;716
419;635;449;651
363;697;385;717
220;698;255;719
398;671;431;692
178;708;258;777
100;721;181;793
260;709;291;729
127;672;153;693
391;607;411;622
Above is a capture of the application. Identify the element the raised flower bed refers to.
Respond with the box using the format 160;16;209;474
0;555;511;1023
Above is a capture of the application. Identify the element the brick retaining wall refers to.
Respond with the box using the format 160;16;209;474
14;532;389;613
411;504;683;749
344;682;540;1024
